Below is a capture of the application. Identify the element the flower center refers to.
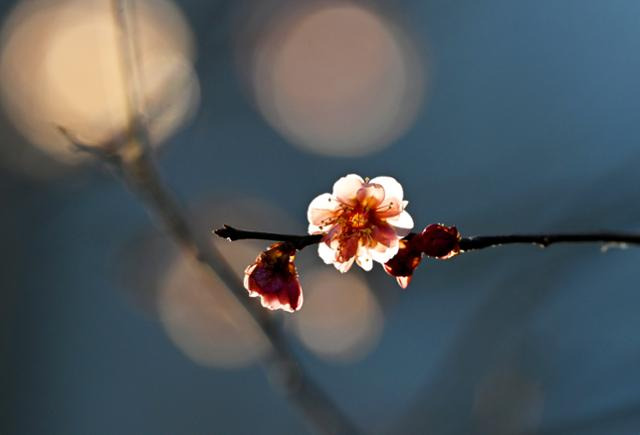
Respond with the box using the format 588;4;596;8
348;211;368;229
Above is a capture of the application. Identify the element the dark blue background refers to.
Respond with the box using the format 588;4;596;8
2;0;640;433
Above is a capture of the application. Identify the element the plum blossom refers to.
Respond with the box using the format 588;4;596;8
307;174;414;272
244;242;303;312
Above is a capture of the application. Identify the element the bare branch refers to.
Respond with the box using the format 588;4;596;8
458;233;640;251
215;225;323;250
213;225;640;254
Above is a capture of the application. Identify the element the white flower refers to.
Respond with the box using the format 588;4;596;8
307;174;413;272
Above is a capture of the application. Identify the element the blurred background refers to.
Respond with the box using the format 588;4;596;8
1;0;640;433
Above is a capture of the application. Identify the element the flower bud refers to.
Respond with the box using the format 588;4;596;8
383;234;422;289
244;242;303;312
416;224;461;259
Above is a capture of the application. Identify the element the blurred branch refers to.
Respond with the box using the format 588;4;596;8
214;225;640;252
54;2;361;434
60;129;359;435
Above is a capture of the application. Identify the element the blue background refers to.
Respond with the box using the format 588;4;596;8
2;0;640;433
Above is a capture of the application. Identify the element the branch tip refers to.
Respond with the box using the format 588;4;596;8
213;225;236;241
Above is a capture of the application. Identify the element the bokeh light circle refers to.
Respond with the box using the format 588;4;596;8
158;243;270;369
291;268;383;362
249;3;425;157
0;0;199;164
155;197;301;369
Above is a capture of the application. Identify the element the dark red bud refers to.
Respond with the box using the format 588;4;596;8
416;224;461;259
244;242;303;312
383;235;423;289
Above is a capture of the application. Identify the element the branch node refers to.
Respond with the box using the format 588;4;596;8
57;125;125;166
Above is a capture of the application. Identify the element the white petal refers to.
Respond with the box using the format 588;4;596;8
356;249;373;271
318;242;336;265
370;242;399;264
243;264;256;291
307;193;339;229
369;176;404;202
308;223;324;234
335;256;355;273
308;192;334;211
332;174;364;206
386;211;414;236
296;289;304;311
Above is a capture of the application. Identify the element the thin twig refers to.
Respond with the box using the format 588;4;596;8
214;225;640;253
458;233;640;251
215;225;323;250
